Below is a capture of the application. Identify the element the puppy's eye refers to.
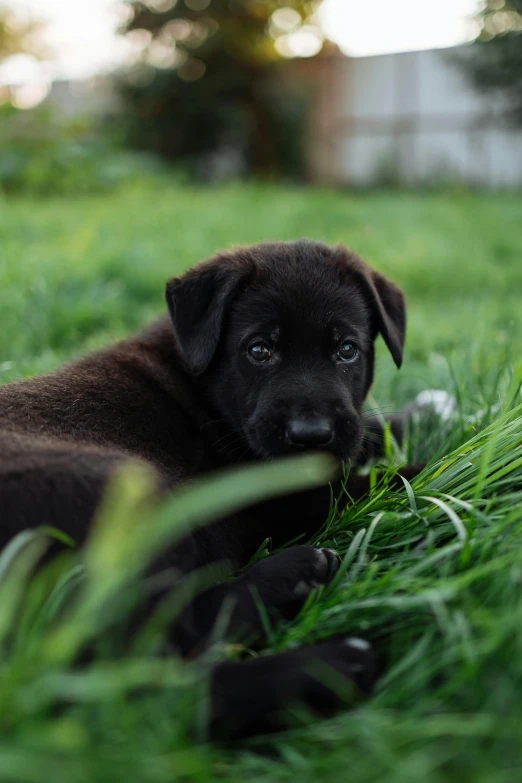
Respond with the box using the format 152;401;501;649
248;340;272;363
336;341;358;364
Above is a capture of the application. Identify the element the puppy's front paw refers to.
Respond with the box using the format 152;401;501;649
242;545;339;621
209;636;379;741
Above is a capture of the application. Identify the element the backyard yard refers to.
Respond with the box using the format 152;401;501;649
1;181;522;782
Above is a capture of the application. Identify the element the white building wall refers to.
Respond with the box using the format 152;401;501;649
308;46;522;187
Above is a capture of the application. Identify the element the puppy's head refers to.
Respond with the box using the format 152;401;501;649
166;241;405;461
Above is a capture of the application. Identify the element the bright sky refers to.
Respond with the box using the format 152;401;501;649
321;0;480;56
1;0;480;86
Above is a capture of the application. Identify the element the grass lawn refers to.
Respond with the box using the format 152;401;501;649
0;180;522;782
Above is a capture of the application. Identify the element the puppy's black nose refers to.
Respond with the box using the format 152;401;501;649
286;417;333;448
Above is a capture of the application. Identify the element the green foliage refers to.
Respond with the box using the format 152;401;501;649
0;105;162;195
461;0;522;124
0;182;522;779
117;0;323;177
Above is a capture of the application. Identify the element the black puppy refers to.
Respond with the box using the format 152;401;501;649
0;240;415;740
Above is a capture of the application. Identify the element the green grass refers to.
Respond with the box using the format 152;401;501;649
1;180;522;782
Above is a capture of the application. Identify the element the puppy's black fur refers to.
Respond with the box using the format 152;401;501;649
0;240;417;739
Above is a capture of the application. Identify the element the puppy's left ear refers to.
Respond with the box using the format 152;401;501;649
361;268;406;368
166;260;247;375
346;257;405;369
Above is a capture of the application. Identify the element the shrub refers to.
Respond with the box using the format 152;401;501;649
0;104;161;196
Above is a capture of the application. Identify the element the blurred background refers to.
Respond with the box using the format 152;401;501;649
0;0;521;410
1;0;521;190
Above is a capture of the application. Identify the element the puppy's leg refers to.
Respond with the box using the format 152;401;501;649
173;546;340;655
246;459;426;549
0;432;150;548
208;636;379;741
358;412;408;463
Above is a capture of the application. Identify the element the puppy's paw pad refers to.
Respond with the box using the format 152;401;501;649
292;549;338;598
292;546;339;588
245;546;340;620
316;547;340;581
331;637;378;691
344;637;371;652
293;579;317;597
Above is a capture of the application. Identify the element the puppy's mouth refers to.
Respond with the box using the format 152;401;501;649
247;417;363;462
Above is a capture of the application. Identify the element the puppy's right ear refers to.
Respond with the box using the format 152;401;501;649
335;247;406;369
166;260;247;376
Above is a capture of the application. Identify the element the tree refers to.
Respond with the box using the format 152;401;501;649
461;0;522;124
0;4;44;63
117;0;325;177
